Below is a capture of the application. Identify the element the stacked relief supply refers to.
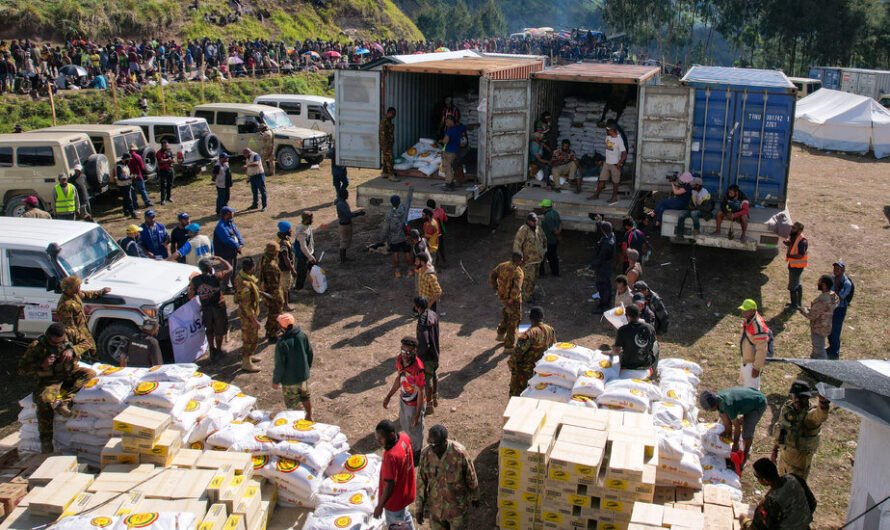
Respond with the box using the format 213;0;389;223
451;90;481;148
498;399;551;530
555;98;637;167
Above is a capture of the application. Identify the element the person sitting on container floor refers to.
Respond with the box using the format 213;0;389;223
712;184;750;241
550;139;581;193
529;132;550;183
653;171;693;227
675;177;714;237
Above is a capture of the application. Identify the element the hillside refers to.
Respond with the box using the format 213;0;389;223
0;0;423;42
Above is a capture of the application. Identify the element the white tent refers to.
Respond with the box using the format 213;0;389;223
793;88;890;158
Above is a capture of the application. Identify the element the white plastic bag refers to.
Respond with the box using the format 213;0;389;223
597;384;651;412
652;401;685;428
700;422;732;458
520;382;572;403
659;358;703;376
171;398;212;433
262;456;323;497
310;265;328;294
315;491;375;515
266;419;340;444
125;381;193;410
571;370;607;398
318;471;377;496
140;363;199;384
207;380;241;403
303;512;373;530
325;453;381;478
206;421;256;449
568;395;599;408
605;378;662;401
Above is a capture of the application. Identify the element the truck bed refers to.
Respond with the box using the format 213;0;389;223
356;176;476;216
511;185;637;231
660;208;783;251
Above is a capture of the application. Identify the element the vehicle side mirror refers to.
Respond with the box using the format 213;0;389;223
46;276;60;293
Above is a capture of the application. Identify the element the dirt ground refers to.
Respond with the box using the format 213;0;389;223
1;145;887;529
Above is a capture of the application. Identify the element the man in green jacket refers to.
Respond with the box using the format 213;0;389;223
272;313;314;420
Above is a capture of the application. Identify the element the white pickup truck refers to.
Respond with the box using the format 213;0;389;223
0;218;199;362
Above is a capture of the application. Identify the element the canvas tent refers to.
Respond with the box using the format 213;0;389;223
794;88;890;158
777;359;890;529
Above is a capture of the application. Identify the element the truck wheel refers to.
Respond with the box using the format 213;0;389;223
199;134;221;158
97;321;139;365
83;153;110;191
140;146;158;175
4;195;30;217
489;188;507;228
277;146;301;171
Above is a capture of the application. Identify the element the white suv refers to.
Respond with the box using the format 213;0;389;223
0;218;198;363
115;116;221;178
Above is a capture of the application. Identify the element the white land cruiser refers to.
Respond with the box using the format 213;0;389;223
0;218;199;362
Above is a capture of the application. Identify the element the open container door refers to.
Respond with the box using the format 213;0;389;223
335;70;380;168
635;85;693;192
479;78;531;187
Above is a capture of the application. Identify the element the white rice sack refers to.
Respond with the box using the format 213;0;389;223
606;378;662;401
188;407;234;444
272;410;308;423
274;441;337;472
171;397;212;433
706;483;744;502
545;342;600;364
534;353;585;382
207;380;241;403
278;488;319;509
303;512;373;530
140;363;199;384
597;385;651;413
572;370;607;398
315;490;376;515
95;365;146;380
653;401;685;428
125;381;193;411
64;416;97;433
206;420;256;449
593;356;620;381
220;392;257;419
330;433;350;453
116;513;197;529
394;161;413;171
659;358;703;376
568;395;599;408
520;382;572;403
700;422;732;458
528;373;574;390
262;456;323;497
75;377;133;404
325;453;381;478
266;418;341;444
417;163;439;177
186;371;212;390
246;410;272;425
660;367;701;388
655;468;703;489
318;471;377;496
47;515;122;529
230;431;279;455
660;380;697;410
70;430;112;446
702;458;741;489
657;451;703;478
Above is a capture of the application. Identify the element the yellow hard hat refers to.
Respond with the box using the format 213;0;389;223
126;224;142;234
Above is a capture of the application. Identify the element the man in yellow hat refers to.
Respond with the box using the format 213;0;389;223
738;298;772;390
539;199;561;277
56;275;111;363
119;225;146;258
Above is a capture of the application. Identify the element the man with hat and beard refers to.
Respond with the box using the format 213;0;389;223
56;275;110;363
276;221;297;309
772;380;831;479
188;256;232;362
513;212;546;302
384;336;426;463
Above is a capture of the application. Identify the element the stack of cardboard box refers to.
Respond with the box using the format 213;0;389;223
625;485;753;529
101;406;175;468
498;397;551;530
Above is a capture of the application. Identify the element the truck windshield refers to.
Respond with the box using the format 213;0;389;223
57;226;123;278
263;110;293;130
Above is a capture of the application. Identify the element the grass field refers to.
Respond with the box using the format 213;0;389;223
0;145;886;528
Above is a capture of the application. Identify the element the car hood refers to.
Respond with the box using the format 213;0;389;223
81;257;198;305
273;126;329;139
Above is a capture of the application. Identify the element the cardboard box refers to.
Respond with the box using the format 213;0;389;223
113;407;172;441
220;474;250;512
27;472;94;515
199;503;229;530
139;468;217;499
207;465;236;503
0;506;57;530
608;425;658;461
101;439;140;467
503;408;546;445
173;448;203;469
704;503;734;528
630;502;664;527
703;484;733;507
197;451;253;477
223;513;247;530
27;455;77;488
653;486;676;504
663;505;705;528
114;492;146;517
733;501;755;521
555;424;608;448
251;501;270;530
59;491;123;518
234;480;263;530
122;429;182;458
503;397;540;423
89;466;157;493
674;487;703;507
0;482;28;515
606;441;645;481
556;407;610;432
135;498;208;525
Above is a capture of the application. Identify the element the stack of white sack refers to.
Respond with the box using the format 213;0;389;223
520;342;620;405
304;453;384;530
653;358;705;488
399;138;442;175
452;91;480;147
555;97;637;164
596;377;661;413
698;421;743;501
16;394;42;454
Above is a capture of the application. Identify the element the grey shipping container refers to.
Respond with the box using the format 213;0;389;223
838;68;890;101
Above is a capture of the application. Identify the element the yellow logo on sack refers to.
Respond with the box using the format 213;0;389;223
535;382;549;390
190;441;204;450
334;516;353;528
235;392;247;398
193;371;204;377
273;418;287;426
90;517;114;528
572;395;592;402
630;389;644;397
599;360;613;368
331;473;355;484
344;454;368;472
667;390;679;398
124;513;160;528
84;378;100;388
544;354;559;362
255;435;273;444
185;400;200;412
252;455;269;470
583;370;605;379
211;381;229;393
555;342;576;349
148;366;161;372
349;493;365;505
101;367;122;375
276;458;299;473
134;382;159;395
294;419;315;431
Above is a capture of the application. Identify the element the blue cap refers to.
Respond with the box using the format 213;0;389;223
390;195;400;206
219;152;230;158
833;260;846;269
144;209;156;217
220;206;234;215
278;220;292;233
178;212;190;220
185;223;200;232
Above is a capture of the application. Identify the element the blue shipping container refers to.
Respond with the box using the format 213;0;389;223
808;66;841;90
681;66;796;207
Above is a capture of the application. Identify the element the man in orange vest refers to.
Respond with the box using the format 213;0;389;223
739;298;771;389
783;222;808;310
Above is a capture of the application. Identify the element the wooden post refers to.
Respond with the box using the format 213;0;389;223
111;74;120;121
47;82;57;126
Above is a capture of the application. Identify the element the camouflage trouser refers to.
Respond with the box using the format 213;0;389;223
262;154;275;176
382;149;395;178
521;263;539;301
507;349;535;397
778;447;814;480
497;302;521;349
241;318;259;357
431;514;468;530
279;269;293;300
282;381;310;409
35;367;96;450
265;296;283;339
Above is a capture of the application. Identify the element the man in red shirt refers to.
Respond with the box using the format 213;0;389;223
157;139;175;205
128;144;152;207
383;336;426;465
373;420;416;527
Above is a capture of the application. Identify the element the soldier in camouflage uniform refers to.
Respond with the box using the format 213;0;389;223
513;213;546;302
259;241;283;342
234;257;261;373
380;107;398;182
416;424;480;530
510;306;556;396
259;123;275;177
489;251;524;355
741;458;815;529
55;275;110;363
771;380;830;480
19;323;96;453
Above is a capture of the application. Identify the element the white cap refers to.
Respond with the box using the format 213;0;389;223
74;164;83;171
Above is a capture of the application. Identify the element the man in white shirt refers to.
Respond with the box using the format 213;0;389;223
243;147;267;211
590;120;627;203
167;223;214;266
676;177;714;237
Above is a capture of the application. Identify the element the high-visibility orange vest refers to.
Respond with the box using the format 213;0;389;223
786;234;808;269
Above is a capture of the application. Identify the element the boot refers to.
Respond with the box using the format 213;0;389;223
795;286;804;309
786;290;797;309
241;355;260;373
